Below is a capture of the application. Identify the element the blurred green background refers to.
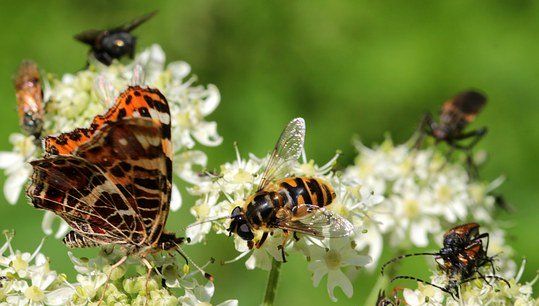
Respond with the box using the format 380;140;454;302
0;1;538;304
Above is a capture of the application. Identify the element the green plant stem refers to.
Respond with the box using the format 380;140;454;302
262;259;282;306
364;272;390;305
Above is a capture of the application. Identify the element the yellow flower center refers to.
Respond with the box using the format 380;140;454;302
232;169;252;184
403;198;420;219
24;285;45;302
299;160;316;177
324;250;342;270
11;254;28;272
436;185;452;203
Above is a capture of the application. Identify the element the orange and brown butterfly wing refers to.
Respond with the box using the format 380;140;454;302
13;60;44;138
31;86;172;248
74;117;172;245
440;91;487;129
28;155;147;247
45;86;170;156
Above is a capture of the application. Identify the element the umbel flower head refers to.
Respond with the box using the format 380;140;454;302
400;259;538;305
0;232;237;305
343;136;504;262
0;44;222;237
186;146;375;301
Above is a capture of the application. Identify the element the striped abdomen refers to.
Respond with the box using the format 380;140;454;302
244;177;335;228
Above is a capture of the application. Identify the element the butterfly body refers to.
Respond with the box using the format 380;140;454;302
75;11;156;66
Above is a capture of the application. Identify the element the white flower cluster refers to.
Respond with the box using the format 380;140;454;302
402;260;538;306
0;44;222;237
186;148;377;301
0;233;236;306
343;137;503;258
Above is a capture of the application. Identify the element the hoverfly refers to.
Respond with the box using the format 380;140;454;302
13;60;44;141
415;91;487;177
381;223;509;298
227;118;354;262
75;11;157;66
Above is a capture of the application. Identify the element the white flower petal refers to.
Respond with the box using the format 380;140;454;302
41;212;56;236
45;287;75;305
403;288;422;305
216;300;239;306
327;269;353;302
4;167;30;204
170;184;182;211
192;121;223;147
410;222;429;247
54;220;71;239
199;84;220;116
0;152;23;169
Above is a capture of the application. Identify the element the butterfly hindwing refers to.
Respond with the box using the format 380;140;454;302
28;156;147;246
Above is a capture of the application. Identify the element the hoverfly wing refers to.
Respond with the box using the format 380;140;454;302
257;118;305;191
74;29;102;45
115;11;157;33
275;204;354;238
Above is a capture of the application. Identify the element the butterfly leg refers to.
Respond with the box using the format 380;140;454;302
97;255;128;305
141;257;155;301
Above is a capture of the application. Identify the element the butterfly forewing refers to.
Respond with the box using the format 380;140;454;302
275;204;354;238
45;86;172;156
257;118;305;191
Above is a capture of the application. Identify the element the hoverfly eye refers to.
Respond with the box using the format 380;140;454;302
239;224;250;233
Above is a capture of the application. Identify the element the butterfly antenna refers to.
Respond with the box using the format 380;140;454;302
381;252;440;275
173;242;214;282
184;214;232;230
202;170;235;203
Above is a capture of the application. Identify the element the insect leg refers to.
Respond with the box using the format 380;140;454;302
413;112;435;149
256;232;269;248
278;230;290;263
391;275;453;296
459;275;510;288
98;255;128;305
453;127;488;149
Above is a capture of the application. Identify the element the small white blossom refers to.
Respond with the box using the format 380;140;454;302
308;238;371;301
0;134;36;205
344;137;503;251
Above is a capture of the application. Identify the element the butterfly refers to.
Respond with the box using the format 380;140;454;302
13;60;44;141
27;85;186;257
75;11;157;66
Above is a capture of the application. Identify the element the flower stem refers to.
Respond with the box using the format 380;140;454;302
262;259;282;306
364;272;389;305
